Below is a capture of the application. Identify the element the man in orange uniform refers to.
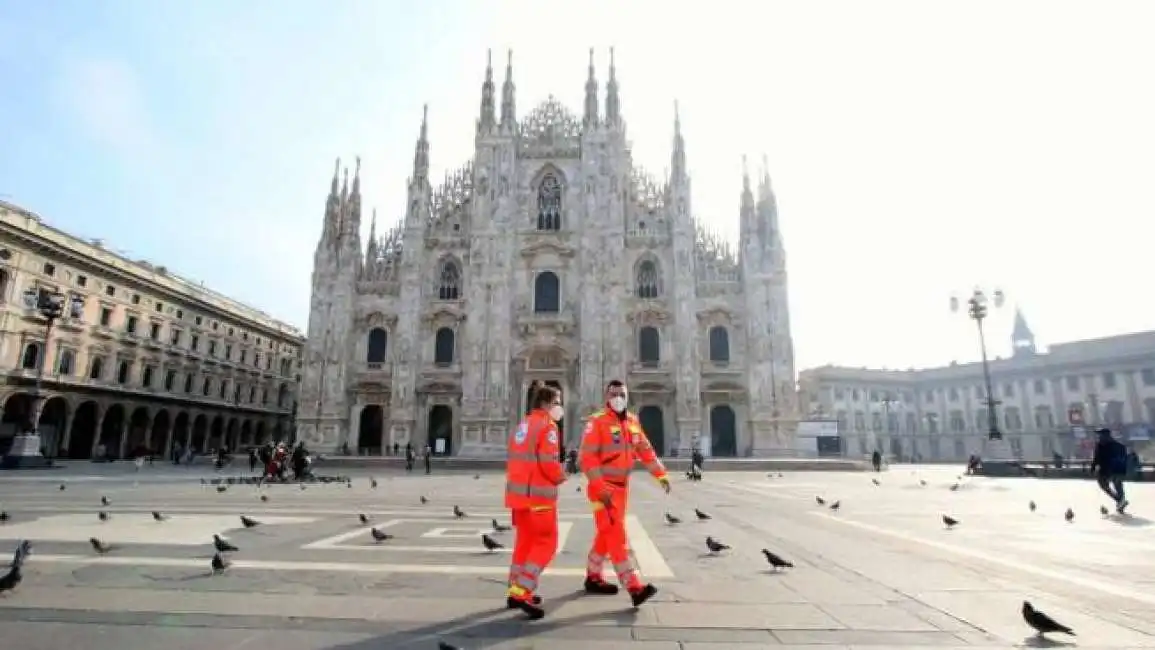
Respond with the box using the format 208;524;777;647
504;383;567;619
580;379;669;607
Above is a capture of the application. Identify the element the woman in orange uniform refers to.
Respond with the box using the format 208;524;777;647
504;383;567;619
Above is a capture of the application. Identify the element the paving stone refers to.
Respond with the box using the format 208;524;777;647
819;604;940;632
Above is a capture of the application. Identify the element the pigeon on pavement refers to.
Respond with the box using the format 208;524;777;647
481;534;503;552
213;535;239;553
1022;601;1075;637
761;549;794;570
694;508;711;521
705;536;730;554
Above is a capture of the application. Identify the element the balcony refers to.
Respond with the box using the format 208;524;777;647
516;306;575;337
119;331;140;347
165;343;183;357
57;317;86;334
90;325;116;340
702;358;743;379
355;362;393;387
143;336;164;352
630;360;671;378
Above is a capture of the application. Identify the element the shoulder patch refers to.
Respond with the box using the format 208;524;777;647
547;430;558;445
513;423;528;445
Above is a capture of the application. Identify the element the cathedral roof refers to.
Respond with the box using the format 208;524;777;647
519;96;582;145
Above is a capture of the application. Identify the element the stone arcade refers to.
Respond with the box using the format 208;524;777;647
296;50;797;457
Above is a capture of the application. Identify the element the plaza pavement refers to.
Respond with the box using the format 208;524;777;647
0;462;1154;648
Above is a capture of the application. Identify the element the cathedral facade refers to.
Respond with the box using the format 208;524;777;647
296;50;797;457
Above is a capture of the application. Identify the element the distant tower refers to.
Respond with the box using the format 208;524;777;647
1011;308;1037;356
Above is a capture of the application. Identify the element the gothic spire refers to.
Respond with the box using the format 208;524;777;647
322;157;342;244
412;105;430;182
740;155;755;237
365;207;378;263
670;100;686;181
500;50;516;130
343;156;362;237
605;47;620;126
757;154;781;249
583;48;599;127
1011;308;1037;356
478;49;496;134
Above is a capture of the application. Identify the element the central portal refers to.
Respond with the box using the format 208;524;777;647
524;380;565;447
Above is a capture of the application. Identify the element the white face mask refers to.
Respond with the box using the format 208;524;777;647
549;405;565;422
609;396;628;413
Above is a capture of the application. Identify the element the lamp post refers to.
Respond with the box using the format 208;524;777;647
950;288;1007;453
2;288;83;469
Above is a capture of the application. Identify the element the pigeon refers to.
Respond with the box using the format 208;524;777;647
359;514;371;525
871;478;880;486
98;511;110;522
216;484;227;493
829;501;841;511
453;506;466;519
949;483;960;491
1100;505;1110;517
152;511;168;522
299;483;306;491
815;496;826;505
437;641;463;650
260;494;269;502
1064;508;1074;523
761;549;794;570
576;485;581;492
346;481;353;489
491;518;510;532
919;479;927;486
89;538;114;555
705;536;730;554
59;484;66;491
420;496;428;504
1029;500;1037;512
473;474;480;480
213;535;239;553
694;508;711;521
664;512;682;525
370;478;378;489
481;533;503;551
101;496;111;506
240;516;260;529
0;512;9;523
1022;600;1074;637
211;553;229;574
370;527;393;542
942;515;959;529
0;565;22;594
777;473;784;478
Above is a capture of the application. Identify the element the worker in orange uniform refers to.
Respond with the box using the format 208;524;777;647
504;382;567;619
580;379;669;607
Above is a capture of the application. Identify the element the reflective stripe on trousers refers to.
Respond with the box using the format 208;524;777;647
513;561;545;591
586;549;604;575
505;482;558;499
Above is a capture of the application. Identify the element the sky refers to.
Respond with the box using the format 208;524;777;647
2;0;1154;374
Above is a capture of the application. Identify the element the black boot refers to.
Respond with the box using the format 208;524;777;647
506;595;542;608
584;577;620;595
629;583;658;607
506;596;545;620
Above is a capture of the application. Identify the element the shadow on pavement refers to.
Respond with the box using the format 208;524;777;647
1106;514;1152;527
320;589;629;650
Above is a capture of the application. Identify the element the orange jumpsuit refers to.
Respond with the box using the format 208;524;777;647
580;408;667;591
504;408;566;603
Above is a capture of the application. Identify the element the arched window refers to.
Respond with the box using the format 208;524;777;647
638;326;660;366
434;327;455;365
202;376;211;395
277;383;289;407
118;360;131;384
366;328;388;364
708;326;730;363
536;173;562;231
165;370;177;391
437;260;461;301
636;260;660;299
57;349;75;375
534;271;560;313
0;269;9;302
184;374;194;393
20;342;40;370
89;356;104;380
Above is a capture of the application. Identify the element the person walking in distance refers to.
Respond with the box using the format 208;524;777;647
580;379;668;607
1090;427;1130;513
504;383;567;619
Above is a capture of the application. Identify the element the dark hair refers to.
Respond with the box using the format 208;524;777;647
531;384;560;411
605;379;625;390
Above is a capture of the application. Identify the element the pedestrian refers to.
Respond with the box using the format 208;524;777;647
249;447;259;473
1090;427;1130;513
579;379;667;607
504;382;567;619
423;445;432;474
871;450;882;472
405;443;415;472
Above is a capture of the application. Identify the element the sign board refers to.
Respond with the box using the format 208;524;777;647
796;419;839;438
434;438;446;454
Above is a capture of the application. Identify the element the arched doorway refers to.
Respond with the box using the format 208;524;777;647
39;396;69;457
638;406;666;456
240;421;252;446
358;405;384;454
97;404;126;459
172;412;191;456
68;401;100;459
151;410;171;457
1;393;33;455
254;421;267;443
225;418;239;450
209;416;224;449
126;407;150;456
709;405;738;457
427;405;453;456
190;414;208;453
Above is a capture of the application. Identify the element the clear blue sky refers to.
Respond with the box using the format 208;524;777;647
3;1;1154;372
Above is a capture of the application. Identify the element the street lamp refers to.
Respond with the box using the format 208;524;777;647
950;288;1005;442
1;287;84;469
